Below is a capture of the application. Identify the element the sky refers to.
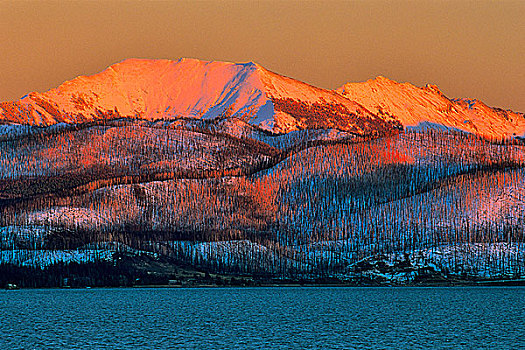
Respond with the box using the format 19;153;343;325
1;0;524;111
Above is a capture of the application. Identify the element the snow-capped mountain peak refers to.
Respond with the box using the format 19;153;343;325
0;58;397;136
2;58;522;139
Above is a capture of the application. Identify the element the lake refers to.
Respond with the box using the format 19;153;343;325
1;287;524;349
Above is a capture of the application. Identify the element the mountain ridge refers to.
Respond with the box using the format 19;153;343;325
0;58;397;136
337;76;525;139
1;58;523;139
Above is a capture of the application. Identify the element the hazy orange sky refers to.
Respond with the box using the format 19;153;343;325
1;0;524;111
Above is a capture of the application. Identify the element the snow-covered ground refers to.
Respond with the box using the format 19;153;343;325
0;249;114;267
0;242;156;267
1;226;523;280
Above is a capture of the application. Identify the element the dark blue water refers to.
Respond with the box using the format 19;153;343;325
0;287;524;349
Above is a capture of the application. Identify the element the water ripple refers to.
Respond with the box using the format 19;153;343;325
0;287;524;349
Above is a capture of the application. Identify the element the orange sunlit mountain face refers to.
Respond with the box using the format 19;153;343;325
1;1;524;112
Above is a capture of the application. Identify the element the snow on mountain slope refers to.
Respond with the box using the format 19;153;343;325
1;58;269;126
337;76;525;139
0;58;397;135
254;65;399;134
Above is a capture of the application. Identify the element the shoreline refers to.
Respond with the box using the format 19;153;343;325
5;278;525;290
3;256;525;290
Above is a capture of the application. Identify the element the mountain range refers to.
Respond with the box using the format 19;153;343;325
1;58;525;287
1;58;523;139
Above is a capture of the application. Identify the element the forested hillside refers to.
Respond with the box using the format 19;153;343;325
1;119;524;286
